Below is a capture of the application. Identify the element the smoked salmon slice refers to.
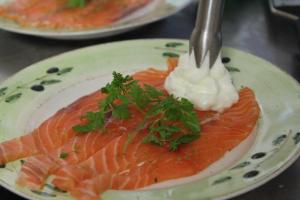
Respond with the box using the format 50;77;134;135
70;156;196;200
0;0;152;29
17;132;118;190
51;131;167;191
0;57;259;200
0;91;105;165
16;105;147;190
14;58;177;190
52;87;259;200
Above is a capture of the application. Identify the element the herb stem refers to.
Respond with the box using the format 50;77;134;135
73;72;201;151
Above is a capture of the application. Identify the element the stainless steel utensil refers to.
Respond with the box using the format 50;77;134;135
190;0;225;68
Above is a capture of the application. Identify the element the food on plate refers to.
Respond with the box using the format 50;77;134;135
0;0;152;29
165;51;239;112
0;57;260;200
0;91;105;165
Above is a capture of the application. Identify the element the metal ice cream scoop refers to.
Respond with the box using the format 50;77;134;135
190;0;225;68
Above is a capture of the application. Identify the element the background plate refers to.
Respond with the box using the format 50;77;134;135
0;0;193;40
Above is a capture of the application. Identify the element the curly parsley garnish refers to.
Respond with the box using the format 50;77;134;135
73;72;201;151
68;0;86;8
59;152;69;159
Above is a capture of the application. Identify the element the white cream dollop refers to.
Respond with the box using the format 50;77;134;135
164;52;239;112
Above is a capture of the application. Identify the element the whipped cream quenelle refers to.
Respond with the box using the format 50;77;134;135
164;52;239;112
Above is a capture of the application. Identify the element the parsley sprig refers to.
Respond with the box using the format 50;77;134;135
143;96;201;151
73;72;201;151
68;0;86;8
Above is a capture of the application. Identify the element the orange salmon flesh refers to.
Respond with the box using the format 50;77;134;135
0;58;260;200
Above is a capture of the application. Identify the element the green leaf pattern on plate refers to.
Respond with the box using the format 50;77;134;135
293;132;300;145
155;42;187;58
0;67;73;104
225;66;240;72
5;93;22;103
230;161;251;170
165;42;184;48
272;135;287;146
57;67;73;76
40;79;62;85
31;190;56;197
0;87;7;97
162;52;179;58
157;43;240;76
212;176;232;185
228;131;299;183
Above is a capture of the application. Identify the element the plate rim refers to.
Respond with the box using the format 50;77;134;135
216;147;300;200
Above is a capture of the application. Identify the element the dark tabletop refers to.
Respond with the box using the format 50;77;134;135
0;0;300;199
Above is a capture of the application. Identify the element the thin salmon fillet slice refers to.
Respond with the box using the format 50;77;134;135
50;70;180;190
179;88;260;172
16;104;147;190
0;91;105;165
0;59;176;165
132;57;178;88
51;108;213;190
52;87;259;198
15;59;177;190
69;88;259;200
70;155;197;200
0;0;152;29
17;132;115;190
0;56;259;200
51;131;167;191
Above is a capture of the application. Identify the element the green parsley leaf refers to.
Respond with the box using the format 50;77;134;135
73;71;202;151
142;134;162;146
150;124;180;141
144;84;163;99
169;134;200;151
59;152;69;159
112;104;131;119
181;112;201;133
128;82;150;109
73;112;104;133
179;98;194;111
68;0;86;7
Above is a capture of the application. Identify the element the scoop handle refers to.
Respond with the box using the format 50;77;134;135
190;0;225;68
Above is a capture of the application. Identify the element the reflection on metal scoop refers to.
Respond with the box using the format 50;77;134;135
190;0;225;68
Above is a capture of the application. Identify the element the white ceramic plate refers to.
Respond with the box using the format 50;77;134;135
0;39;300;200
0;0;194;40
